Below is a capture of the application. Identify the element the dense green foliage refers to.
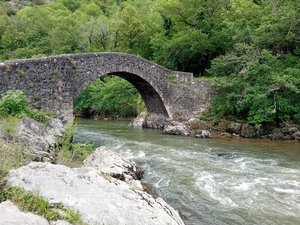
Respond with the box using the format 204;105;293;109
210;44;300;127
0;90;51;123
207;0;300;127
0;0;299;125
74;76;144;118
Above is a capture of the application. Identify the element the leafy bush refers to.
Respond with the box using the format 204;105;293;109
0;90;28;117
74;76;145;118
0;116;20;135
209;44;300;127
0;90;51;124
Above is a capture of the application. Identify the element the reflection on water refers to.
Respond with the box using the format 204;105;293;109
73;118;300;225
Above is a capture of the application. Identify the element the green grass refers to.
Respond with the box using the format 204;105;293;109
0;116;20;135
0;130;88;224
56;123;95;167
166;73;180;85
1;186;85;224
0;139;32;202
194;76;214;81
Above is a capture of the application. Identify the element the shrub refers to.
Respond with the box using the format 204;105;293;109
209;44;300;127
0;90;51;124
0;90;28;117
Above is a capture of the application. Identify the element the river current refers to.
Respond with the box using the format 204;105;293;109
73;118;300;225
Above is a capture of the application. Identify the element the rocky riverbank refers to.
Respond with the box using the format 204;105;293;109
2;147;184;225
0;118;185;225
131;112;300;141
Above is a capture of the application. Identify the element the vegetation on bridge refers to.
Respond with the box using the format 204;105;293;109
0;90;51;137
0;0;299;127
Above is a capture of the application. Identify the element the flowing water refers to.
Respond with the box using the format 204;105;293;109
73;118;300;225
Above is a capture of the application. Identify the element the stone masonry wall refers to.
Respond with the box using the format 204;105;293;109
0;52;212;123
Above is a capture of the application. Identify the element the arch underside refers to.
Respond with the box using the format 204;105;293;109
105;72;169;117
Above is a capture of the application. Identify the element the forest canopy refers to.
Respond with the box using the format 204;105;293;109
0;0;299;126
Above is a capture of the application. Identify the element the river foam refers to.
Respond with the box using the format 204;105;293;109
74;119;300;225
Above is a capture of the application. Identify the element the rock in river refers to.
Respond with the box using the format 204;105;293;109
83;146;143;181
163;121;190;136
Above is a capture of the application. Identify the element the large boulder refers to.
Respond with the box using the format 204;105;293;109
269;129;285;141
0;117;64;162
83;146;143;181
7;162;184;225
288;127;299;135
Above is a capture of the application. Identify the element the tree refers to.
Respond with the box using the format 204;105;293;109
151;0;232;75
209;44;300;127
74;76;144;118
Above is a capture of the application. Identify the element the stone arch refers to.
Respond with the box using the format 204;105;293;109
107;72;169;116
71;53;174;117
74;71;169;117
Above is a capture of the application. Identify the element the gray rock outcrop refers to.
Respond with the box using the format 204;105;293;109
7;162;184;225
129;112;147;128
0;200;49;225
143;113;166;129
0;117;64;162
83;146;143;182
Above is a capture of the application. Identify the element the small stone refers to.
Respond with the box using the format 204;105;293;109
220;132;232;138
292;131;300;141
196;130;211;138
129;180;144;191
163;121;190;136
288;127;299;135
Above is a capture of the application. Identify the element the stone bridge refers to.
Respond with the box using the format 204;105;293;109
0;52;211;123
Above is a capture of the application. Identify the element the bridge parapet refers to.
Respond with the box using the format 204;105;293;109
0;52;211;123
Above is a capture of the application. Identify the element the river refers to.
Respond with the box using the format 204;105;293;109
73;118;300;225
